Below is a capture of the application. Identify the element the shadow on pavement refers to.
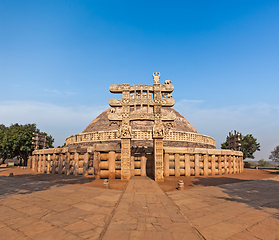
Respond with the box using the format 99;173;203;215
217;178;279;219
192;177;249;187
0;173;95;198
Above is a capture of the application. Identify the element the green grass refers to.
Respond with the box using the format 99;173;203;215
250;166;279;170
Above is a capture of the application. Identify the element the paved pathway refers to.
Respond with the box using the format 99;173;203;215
0;176;121;240
1;173;279;239
168;175;279;240
102;176;201;240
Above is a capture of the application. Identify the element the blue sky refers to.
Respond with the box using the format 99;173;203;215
0;0;278;161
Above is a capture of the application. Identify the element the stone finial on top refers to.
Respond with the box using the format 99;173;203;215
153;72;160;84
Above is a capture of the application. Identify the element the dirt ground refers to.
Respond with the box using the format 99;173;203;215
158;168;279;191
0;167;278;192
0;167;128;190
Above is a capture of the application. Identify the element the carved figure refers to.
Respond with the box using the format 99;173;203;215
164;122;174;136
167;93;173;98
121;122;131;138
164;80;172;84
153;121;164;138
152;72;160;84
110;108;115;113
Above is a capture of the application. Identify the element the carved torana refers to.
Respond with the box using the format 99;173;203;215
108;72;175;181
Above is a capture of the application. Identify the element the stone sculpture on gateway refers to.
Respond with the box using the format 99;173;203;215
108;72;175;181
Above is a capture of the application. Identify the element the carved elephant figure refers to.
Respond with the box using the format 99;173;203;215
167;93;173;98
164;80;172;84
110;108;115;113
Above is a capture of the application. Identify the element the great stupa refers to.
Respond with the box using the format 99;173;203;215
29;72;243;181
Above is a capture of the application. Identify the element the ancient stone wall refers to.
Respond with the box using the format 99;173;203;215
28;146;243;179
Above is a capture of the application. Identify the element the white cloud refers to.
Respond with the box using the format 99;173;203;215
1;99;278;161
175;99;279;161
0;101;107;146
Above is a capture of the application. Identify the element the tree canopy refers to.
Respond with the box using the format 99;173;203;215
221;133;260;159
0;123;54;165
269;145;279;163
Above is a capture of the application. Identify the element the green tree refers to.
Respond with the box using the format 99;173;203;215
57;142;66;148
257;158;269;167
221;141;228;149
221;133;260;159
0;123;54;165
0;124;9;160
269;145;279;163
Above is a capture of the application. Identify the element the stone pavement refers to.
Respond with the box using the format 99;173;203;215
102;176;201;240
168;175;279;240
0;176;122;240
1;173;279;239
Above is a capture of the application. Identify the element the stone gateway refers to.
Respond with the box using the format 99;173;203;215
28;73;243;181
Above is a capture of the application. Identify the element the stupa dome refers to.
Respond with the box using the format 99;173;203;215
82;107;197;133
66;107;215;149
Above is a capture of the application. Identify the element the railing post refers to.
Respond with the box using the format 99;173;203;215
224;155;228;174
74;152;79;176
164;153;169;177
211;155;215;176
195;154;200;176
52;153;56;174
175;153;180;177
204;154;208;176
47;154;51;174
141;153;147;177
94;151;100;179
218;155;222;175
109;151;116;179
233;155;236;174
130;155;135;177
185;154;190;177
38;155;42;172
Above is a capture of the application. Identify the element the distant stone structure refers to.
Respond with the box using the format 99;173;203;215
28;73;243;181
227;130;241;151
32;133;49;150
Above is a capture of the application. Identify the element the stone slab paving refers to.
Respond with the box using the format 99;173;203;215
0;176;122;240
1;173;279;240
102;176;202;240
168;175;279;240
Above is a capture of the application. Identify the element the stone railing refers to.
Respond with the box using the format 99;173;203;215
28;147;121;179
163;147;243;177
28;146;243;180
66;130;216;147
